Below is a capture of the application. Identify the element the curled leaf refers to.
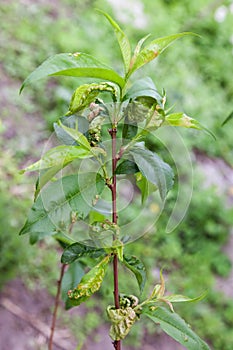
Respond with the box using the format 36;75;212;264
66;82;118;116
107;305;139;340
67;255;110;306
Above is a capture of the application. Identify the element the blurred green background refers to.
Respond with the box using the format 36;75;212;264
0;0;233;349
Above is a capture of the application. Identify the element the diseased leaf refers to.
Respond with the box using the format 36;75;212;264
143;306;211;350
67;255;110;306
128;33;196;77
19;173;105;243
61;261;85;309
124;100;153;124
61;242;105;264
115;160;139;174
107;305;138;340
20;52;125;93
98;10;131;74
20;145;92;173
165;113;216;139
123;255;146;294
66;82;118;115
130;143;174;200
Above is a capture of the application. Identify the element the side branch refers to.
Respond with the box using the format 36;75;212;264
48;263;66;350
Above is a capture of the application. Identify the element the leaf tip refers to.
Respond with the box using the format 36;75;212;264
19;83;25;95
95;8;106;17
221;110;233;127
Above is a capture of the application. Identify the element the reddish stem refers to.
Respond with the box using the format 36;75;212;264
111;128;118;225
48;263;66;350
109;127;121;350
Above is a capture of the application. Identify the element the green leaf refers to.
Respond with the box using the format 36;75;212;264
135;172;158;204
164;292;207;304
20;52;125;93
58;122;91;150
34;165;65;200
142;306;211;350
67;255;110;306
66;82;118;115
54;115;89;146
122;118;138;143
115;160;139;174
130;34;151;70
130;143;174;200
58;122;106;157
123;77;162;103
128;33;196;77
165;113;216;139
20;145;92;173
61;261;85;309
53;232;76;248
89;210;106;224
221;110;233;126
61;242;105;264
114;240;124;262
19;173;105;242
123;255;146;294
98;10;131;74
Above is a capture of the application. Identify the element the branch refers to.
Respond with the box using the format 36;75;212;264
48;263;67;350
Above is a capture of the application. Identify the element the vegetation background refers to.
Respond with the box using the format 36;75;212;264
0;0;233;349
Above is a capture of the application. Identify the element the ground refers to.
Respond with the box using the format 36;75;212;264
0;279;187;350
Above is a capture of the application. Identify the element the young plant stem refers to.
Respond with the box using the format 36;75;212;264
48;221;74;350
48;263;66;350
109;127;121;350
